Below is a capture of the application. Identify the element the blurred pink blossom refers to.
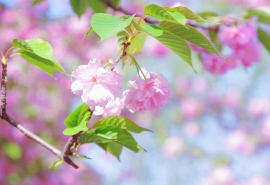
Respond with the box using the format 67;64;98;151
183;121;200;137
246;175;268;185
247;98;270;117
234;41;263;67
180;97;203;119
125;73;173;113
162;136;184;159
71;58;123;107
226;130;254;154
202;53;233;75
191;77;209;93
224;88;241;108
201;166;236;185
218;20;257;48
260;116;270;142
144;37;170;57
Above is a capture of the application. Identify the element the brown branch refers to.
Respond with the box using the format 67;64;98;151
111;40;130;71
103;0;236;31
0;59;79;169
0;61;7;116
61;107;94;169
61;134;81;169
2;113;62;157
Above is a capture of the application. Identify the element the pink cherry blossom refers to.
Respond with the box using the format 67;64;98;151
71;58;123;107
201;53;233;75
218;20;257;48
93;96;125;117
125;73;173;113
234;41;263;67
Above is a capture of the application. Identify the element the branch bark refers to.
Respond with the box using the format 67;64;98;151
0;60;79;169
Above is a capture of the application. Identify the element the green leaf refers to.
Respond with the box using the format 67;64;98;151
246;7;270;24
168;11;186;25
12;38;66;76
64;103;90;127
154;30;192;67
48;159;63;169
70;0;89;17
117;18;147;54
159;22;225;59
63;103;91;136
163;6;205;22
142;25;163;37
93;115;152;133
80;126;146;152
88;0;107;13
63;125;88;136
4;143;22;160
74;154;91;159
144;4;186;25
198;11;218;20
83;27;94;39
98;142;123;160
258;27;270;52
32;0;45;6
91;13;135;41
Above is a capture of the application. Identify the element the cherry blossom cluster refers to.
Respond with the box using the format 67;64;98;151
71;58;173;116
198;18;263;75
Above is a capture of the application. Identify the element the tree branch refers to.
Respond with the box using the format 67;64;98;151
0;60;79;169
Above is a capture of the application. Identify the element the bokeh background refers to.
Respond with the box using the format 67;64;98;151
0;0;270;184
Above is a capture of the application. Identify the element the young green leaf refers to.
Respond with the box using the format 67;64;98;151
144;4;186;25
48;159;63;169
80;126;146;152
63;103;91;136
91;13;135;41
163;6;205;22
12;38;66;76
246;7;270;24
63;125;88;136
159;21;225;60
70;0;89;17
83;27;94;39
154;30;193;67
88;0;107;13
168;11;186;25
117;18;147;54
98;142;123;160
92;115;152;133
142;25;163;37
258;27;270;52
198;11;218;20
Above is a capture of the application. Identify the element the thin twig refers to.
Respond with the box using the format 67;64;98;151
2;114;62;158
111;40;130;71
0;58;79;169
